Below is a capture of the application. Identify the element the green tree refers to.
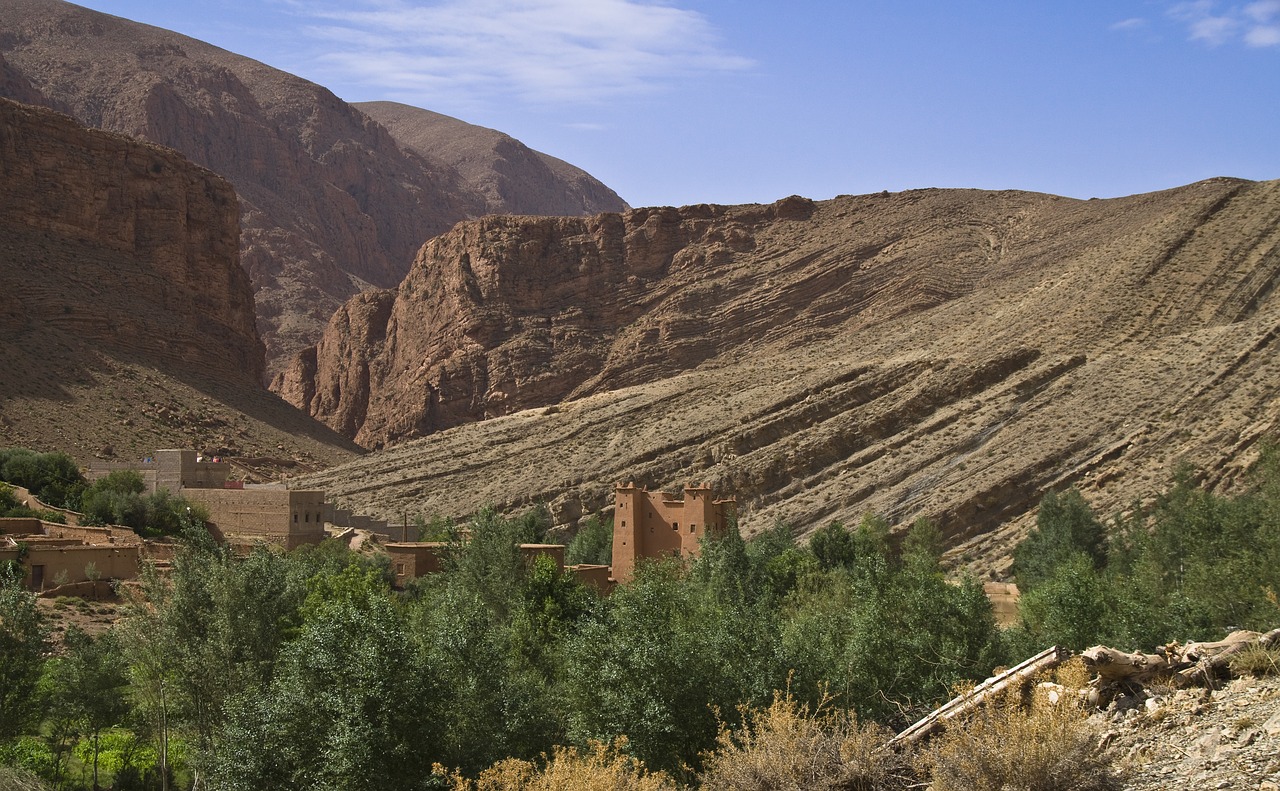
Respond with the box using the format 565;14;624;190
809;520;858;571
563;560;771;777
0;448;86;510
1012;489;1107;591
212;566;433;791
0;566;46;745
44;627;131;790
566;515;613;566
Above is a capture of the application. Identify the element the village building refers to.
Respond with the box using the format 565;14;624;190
90;449;329;550
0;517;142;592
610;482;736;583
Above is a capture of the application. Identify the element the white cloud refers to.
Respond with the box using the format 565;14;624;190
285;0;752;107
1245;0;1280;22
1246;23;1280;43
1167;0;1280;46
1110;17;1147;31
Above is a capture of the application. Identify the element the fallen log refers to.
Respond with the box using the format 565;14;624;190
890;645;1068;747
1177;628;1280;685
1079;646;1171;684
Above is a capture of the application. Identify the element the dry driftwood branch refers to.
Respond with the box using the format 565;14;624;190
1081;628;1280;688
1177;628;1280;685
1079;646;1170;683
890;645;1068;747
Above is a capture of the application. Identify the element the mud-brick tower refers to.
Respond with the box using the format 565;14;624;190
610;482;735;583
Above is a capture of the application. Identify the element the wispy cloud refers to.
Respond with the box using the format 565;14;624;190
283;0;752;107
1167;0;1280;46
1110;17;1147;31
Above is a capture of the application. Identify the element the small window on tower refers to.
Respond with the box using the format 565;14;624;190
672;521;678;531
690;524;696;533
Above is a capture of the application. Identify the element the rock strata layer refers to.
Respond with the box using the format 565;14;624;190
293;179;1280;572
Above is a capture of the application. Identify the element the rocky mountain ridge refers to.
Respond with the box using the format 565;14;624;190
291;177;1280;573
0;96;358;465
0;0;627;376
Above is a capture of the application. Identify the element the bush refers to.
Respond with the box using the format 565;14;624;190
699;689;909;791
1228;644;1280;677
439;738;675;791
917;660;1119;791
0;447;86;510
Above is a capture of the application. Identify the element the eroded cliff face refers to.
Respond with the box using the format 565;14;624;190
0;97;262;379
0;0;626;377
274;196;820;448
0;96;360;465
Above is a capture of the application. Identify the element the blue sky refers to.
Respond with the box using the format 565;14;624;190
74;0;1279;208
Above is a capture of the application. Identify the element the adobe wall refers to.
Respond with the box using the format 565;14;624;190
0;543;141;591
154;448;230;492
383;542;567;588
611;483;735;583
42;523;141;545
0;517;43;536
569;564;613;594
89;450;231;494
182;488;325;549
519;543;565;572
385;542;448;587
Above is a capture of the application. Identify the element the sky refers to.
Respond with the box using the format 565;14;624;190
72;0;1280;208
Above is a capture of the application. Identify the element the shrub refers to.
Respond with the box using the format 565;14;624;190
439;738;675;791
699;689;909;791
917;660;1119;791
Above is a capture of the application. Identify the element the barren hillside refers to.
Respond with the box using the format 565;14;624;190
357;101;629;217
0;0;625;376
294;178;1280;574
0;97;359;466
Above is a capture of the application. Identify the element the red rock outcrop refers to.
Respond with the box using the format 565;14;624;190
274;196;822;448
0;96;261;379
0;0;625;376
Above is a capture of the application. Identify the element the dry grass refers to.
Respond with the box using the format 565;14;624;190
917;659;1120;791
1229;645;1280;678
436;738;675;791
0;766;51;791
698;690;910;791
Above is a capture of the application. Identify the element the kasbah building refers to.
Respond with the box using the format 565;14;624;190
3;447;737;594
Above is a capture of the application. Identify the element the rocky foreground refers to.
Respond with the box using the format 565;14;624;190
1107;674;1280;790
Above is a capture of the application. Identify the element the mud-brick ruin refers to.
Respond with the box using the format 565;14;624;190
610;482;736;584
91;449;329;549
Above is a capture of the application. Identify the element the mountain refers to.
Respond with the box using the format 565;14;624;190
357;101;628;217
287;178;1280;573
0;0;627;377
0;96;359;466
